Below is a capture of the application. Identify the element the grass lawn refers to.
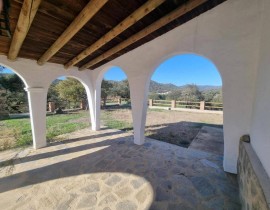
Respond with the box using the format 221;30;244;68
0;109;133;151
0;107;222;151
101;108;133;131
0;111;90;151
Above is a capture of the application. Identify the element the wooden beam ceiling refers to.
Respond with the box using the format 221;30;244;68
37;0;108;65
80;0;208;71
8;0;42;60
14;0;76;23
64;0;166;69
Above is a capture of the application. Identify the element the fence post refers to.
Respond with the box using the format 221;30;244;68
48;101;55;112
171;100;176;108
200;101;205;110
118;97;122;105
80;100;86;110
149;99;153;107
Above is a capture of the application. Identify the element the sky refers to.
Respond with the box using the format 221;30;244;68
103;66;127;81
1;68;13;74
1;54;222;86
104;54;222;86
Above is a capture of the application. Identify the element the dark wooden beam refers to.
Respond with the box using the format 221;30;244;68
8;0;42;60
37;0;108;65
79;0;208;70
65;0;166;69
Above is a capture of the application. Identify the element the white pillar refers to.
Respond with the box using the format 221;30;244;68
92;84;101;131
129;76;149;145
85;85;100;131
25;87;47;149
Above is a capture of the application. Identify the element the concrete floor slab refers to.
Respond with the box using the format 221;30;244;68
189;126;224;156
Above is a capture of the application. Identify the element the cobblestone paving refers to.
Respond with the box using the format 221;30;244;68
0;128;240;210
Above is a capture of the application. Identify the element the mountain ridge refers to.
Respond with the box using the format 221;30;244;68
149;80;221;93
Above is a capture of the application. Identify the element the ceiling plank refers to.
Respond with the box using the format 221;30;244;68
37;0;108;65
80;0;208;71
14;0;76;22
8;0;42;60
64;0;166;69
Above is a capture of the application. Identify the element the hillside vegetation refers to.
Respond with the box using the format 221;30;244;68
0;71;222;116
149;81;222;103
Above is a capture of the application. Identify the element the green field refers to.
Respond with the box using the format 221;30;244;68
0;110;132;151
0;111;90;151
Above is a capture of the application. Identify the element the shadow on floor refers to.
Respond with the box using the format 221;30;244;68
0;128;239;209
145;121;223;148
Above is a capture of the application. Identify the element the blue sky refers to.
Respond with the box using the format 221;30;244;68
103;67;127;81
1;68;13;74
104;54;222;86
1;54;222;86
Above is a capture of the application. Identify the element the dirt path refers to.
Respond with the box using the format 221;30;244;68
102;108;223;147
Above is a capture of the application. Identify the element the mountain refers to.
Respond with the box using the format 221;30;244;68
104;79;221;94
149;80;221;94
149;80;178;93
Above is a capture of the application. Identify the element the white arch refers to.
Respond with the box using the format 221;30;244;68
147;52;223;89
46;75;93;97
46;75;96;131
0;63;30;88
92;65;131;131
95;65;129;88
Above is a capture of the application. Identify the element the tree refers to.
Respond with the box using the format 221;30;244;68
0;74;25;93
116;79;130;99
202;89;222;103
166;89;182;100
101;80;113;106
212;90;223;103
181;84;203;102
0;73;28;113
149;93;166;100
55;78;86;107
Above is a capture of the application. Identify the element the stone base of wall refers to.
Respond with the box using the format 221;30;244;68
238;141;270;210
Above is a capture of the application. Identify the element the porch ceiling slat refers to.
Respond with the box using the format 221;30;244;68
80;0;208;71
64;0;166;69
37;0;108;66
8;0;42;60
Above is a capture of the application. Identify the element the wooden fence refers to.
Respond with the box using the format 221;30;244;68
148;99;223;111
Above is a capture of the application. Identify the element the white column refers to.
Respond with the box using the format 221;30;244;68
85;85;100;131
129;76;149;145
25;87;47;149
92;84;101;131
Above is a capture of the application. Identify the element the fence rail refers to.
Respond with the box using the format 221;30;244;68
149;99;223;111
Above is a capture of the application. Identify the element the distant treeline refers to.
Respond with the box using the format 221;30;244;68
0;72;222;114
149;82;222;103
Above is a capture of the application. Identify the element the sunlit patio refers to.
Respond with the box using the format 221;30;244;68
0;128;239;210
1;0;270;208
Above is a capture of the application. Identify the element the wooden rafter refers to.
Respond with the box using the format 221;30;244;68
64;0;166;69
8;0;42;60
37;0;108;65
80;0;207;71
14;0;76;22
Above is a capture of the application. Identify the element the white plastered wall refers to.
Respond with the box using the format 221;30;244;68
250;0;270;177
0;0;268;175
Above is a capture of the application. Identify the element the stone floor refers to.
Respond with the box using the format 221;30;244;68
189;126;224;156
0;128;240;210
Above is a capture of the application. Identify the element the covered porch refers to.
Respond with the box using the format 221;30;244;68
1;0;270;209
0;128;239;209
